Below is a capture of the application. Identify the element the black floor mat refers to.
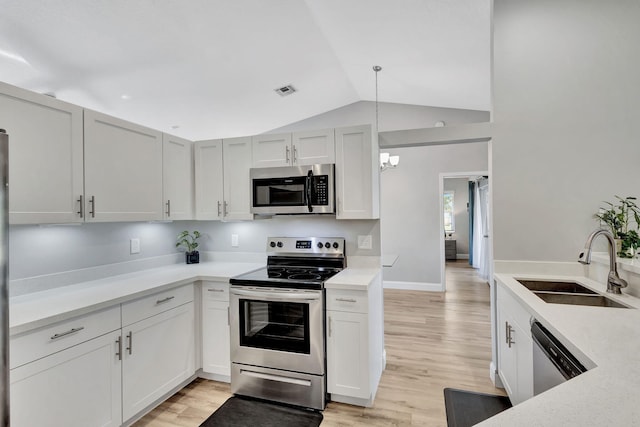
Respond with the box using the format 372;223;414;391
443;388;512;427
199;395;323;427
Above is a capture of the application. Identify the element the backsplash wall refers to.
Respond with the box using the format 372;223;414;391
9;217;379;281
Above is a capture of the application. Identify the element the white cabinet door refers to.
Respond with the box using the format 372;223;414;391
335;125;380;219
222;137;253;220
202;282;230;378
326;310;370;399
194;139;224;220
251;133;292;168
497;285;534;405
163;133;193;220
10;330;122;427
0;81;84;224
84;109;163;222
122;302;195;421
292;128;335;165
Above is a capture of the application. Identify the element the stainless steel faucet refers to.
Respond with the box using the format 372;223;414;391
578;229;628;294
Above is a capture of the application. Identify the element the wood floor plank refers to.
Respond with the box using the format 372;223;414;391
134;260;504;426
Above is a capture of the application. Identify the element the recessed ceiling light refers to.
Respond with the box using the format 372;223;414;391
170;125;180;129
274;85;296;97
121;94;132;100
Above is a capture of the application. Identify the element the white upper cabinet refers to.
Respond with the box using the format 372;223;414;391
292;128;335;165
162;134;193;220
335;125;380;219
251;133;291;168
84;110;163;222
194;139;224;220
252;129;335;168
222;137;253;220
0;82;84;224
194;137;253;221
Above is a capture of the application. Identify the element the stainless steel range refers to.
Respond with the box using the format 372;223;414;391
229;237;346;410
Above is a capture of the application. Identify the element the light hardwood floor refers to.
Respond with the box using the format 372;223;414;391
134;260;504;426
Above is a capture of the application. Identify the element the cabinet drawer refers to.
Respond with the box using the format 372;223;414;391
202;281;229;302
122;283;194;326
326;289;368;313
10;305;121;369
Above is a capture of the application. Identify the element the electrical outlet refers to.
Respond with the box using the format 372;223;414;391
231;234;239;247
357;235;372;250
130;238;140;254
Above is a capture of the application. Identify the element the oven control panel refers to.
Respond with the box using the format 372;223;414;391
267;237;345;255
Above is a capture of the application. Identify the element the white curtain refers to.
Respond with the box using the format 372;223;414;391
473;178;490;281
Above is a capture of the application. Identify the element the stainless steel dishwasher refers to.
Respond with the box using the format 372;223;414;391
531;320;587;395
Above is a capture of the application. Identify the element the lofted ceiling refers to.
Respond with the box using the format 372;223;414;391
0;0;490;140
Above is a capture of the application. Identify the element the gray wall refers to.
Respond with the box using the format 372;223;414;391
381;143;488;285
492;0;640;261
269;101;489;133
444;178;470;256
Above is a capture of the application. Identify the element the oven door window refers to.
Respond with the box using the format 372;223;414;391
239;299;310;354
253;177;306;207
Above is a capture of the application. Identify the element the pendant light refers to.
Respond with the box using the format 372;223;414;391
375;65;399;171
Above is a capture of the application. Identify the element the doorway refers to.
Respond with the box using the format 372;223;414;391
440;172;491;292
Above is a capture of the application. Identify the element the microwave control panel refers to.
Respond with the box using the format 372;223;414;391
311;175;329;205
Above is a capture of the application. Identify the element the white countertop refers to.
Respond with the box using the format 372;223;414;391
9;261;265;335
478;272;640;426
325;268;381;291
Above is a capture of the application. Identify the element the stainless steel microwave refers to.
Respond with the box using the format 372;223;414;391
250;164;335;215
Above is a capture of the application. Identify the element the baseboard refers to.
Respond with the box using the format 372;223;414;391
456;254;469;260
383;281;443;292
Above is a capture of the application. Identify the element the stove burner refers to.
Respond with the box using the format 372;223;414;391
288;273;322;281
286;268;309;274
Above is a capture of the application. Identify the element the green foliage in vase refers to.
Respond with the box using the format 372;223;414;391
595;196;640;257
176;230;201;253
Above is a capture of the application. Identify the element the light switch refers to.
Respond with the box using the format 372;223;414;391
130;238;141;254
231;234;239;247
357;235;372;250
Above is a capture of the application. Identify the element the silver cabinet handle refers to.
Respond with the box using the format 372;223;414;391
223;201;228;217
89;195;96;218
166;199;171;217
217;201;222;217
292;145;298;163
77;195;84;218
285;145;290;163
505;321;515;348
208;288;224;292
126;331;133;355
336;298;357;303
116;336;122;360
50;326;84;340
328;316;332;337
156;296;175;304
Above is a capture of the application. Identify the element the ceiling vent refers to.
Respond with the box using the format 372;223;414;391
275;85;296;97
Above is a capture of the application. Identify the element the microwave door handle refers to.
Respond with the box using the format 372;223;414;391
306;170;313;212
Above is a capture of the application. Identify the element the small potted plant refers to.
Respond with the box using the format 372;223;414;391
594;196;640;258
176;230;201;264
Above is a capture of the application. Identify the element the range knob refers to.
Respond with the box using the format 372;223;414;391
317;242;324;249
333;242;339;249
324;242;331;249
270;241;276;248
276;241;283;248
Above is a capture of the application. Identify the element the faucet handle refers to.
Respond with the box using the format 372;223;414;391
607;272;628;294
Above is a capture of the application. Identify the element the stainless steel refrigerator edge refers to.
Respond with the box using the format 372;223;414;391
0;129;9;426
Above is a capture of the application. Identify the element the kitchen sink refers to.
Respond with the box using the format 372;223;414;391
533;292;629;308
516;279;597;294
516;279;629;308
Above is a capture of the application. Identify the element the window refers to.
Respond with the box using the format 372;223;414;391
443;191;455;232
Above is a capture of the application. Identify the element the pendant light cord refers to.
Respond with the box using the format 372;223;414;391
373;65;382;134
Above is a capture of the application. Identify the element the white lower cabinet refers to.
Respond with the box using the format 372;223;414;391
122;301;196;420
326;275;384;406
11;329;122;427
496;283;534;405
201;281;230;378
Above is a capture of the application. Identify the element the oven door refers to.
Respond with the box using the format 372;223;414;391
230;286;324;375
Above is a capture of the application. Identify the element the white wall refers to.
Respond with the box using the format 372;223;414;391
381;143;488;286
492;0;640;262
444;178;470;257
